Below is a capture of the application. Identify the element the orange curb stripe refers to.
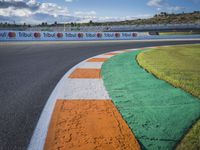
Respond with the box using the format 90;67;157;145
45;100;141;150
87;58;108;62
123;50;131;52
69;68;101;78
103;52;119;56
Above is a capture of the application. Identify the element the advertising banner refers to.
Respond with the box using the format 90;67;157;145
0;31;150;41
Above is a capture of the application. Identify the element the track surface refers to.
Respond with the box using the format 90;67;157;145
0;40;200;150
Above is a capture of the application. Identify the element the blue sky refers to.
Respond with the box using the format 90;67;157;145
0;0;199;24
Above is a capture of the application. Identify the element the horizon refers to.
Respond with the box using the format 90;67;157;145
0;0;200;24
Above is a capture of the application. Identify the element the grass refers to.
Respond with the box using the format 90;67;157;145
176;120;200;150
137;44;200;99
137;44;200;150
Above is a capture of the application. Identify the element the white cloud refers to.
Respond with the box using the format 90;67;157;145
6;0;24;1
0;0;70;17
168;6;185;12
36;3;69;17
147;0;185;12
27;0;38;6
147;0;164;7
74;11;96;16
0;0;73;23
0;0;152;24
0;6;32;17
65;0;73;2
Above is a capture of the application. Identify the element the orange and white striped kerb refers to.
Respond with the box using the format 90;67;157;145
28;49;141;150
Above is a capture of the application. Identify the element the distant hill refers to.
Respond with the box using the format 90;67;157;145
91;11;200;26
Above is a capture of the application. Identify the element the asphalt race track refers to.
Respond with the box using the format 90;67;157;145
0;40;200;150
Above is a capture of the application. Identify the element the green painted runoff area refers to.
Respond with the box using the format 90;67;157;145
102;50;200;150
137;44;200;150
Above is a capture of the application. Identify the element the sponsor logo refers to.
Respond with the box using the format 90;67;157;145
8;32;16;38
57;33;63;38
104;33;114;37
97;33;103;38
115;33;120;38
78;33;84;38
132;33;137;37
0;32;6;37
85;33;96;38
43;33;56;38
34;32;41;38
65;33;76;38
122;33;131;37
19;32;32;37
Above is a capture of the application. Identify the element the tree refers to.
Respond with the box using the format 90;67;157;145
160;12;168;17
89;20;93;25
71;22;74;27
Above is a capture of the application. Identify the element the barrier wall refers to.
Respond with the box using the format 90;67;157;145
0;31;149;41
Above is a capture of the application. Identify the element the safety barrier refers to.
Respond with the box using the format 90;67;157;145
0;31;149;41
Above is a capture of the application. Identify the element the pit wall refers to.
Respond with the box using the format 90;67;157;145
0;31;149;41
